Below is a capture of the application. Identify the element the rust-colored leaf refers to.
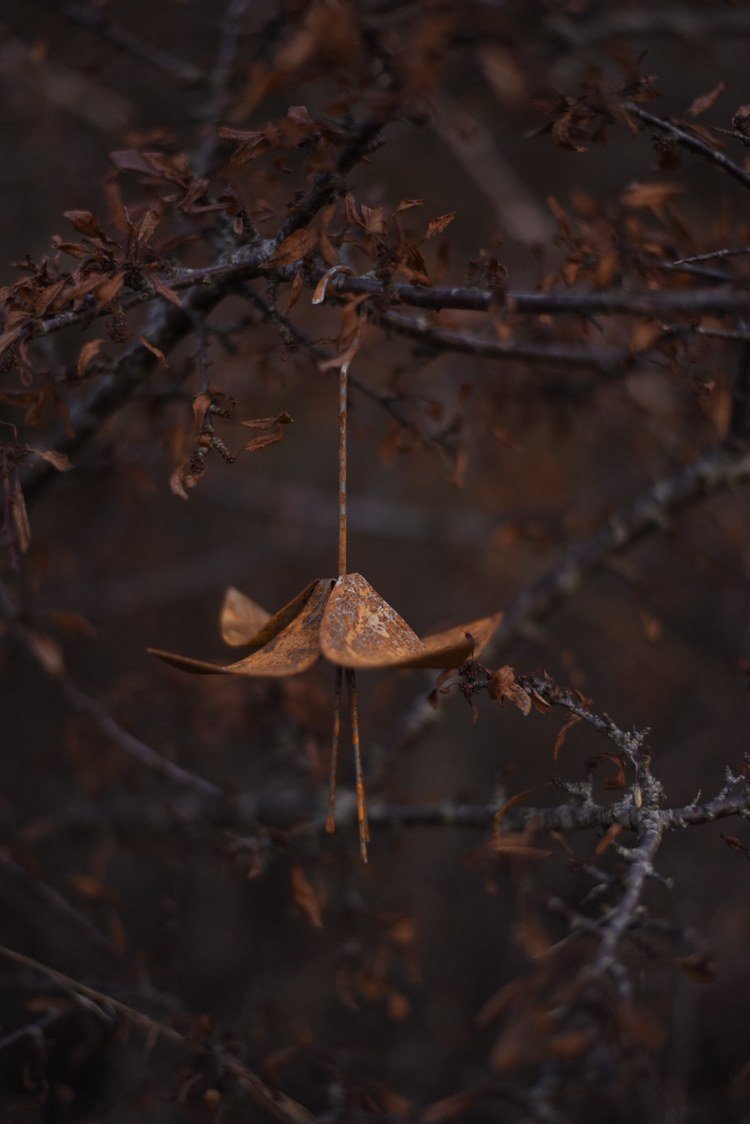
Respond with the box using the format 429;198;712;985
76;339;106;376
424;212;456;239
220;586;272;647
620;181;683;213
10;477;31;553
291;865;324;928
138;337;169;366
320;573;425;669
270;228;318;266
94;271;125;312
487;666;531;715
401;612;503;669
151;273;183;308
149;579;332;677
688;81;726;119
35;449;72;472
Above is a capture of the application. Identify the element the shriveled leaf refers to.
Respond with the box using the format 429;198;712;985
401;612;503;670
320;573;425;669
151;273;183;308
552;711;581;761
270;228;318;266
27;631;65;677
149;579;332;677
287;105;312;124
10;477;31;553
242;430;286;453
64;210;103;238
134;207;160;245
236;579;322;648
35;449;72;472
688;81;726;119
138;336;169;366
93;271;125;312
487;666;531;715
620;181;683;212
396;198;424;212
220;586;272;647
76;338;106;376
424;212;456;239
291;865;323;928
0;327;22;358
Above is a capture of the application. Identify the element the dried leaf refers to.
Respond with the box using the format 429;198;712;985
424;212;456;239
93;271;125;312
688;82;726;119
620;181;683;212
270;228;318;266
138;337;169;366
10;477;31;552
35;449;72;472
487;666;531;715
401;612;503;669
220;587;271;647
291;865;324;928
76;339;106;376
319;573;425;669
151;273;183;308
149;579;332;677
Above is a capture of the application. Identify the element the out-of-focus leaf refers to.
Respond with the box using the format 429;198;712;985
220;586;271;647
76;339;106;376
291;865;324;928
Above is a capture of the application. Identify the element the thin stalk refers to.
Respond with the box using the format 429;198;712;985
338;361;348;578
347;668;369;862
326;666;343;833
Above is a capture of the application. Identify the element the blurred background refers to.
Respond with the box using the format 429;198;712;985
0;1;749;1120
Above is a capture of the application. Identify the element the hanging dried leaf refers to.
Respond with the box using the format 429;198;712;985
320;573;425;669
220;587;272;647
150;579;333;677
401;612;503;669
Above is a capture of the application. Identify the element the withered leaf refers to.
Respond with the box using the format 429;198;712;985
424;212;456;239
151;273;182;308
487;666;531;715
94;271;125;312
396;198;424;212
138;337;169;366
287;105;312;125
319;573;425;669
401;612;502;670
76;339;106;376
149;579;332;677
64;210;104;238
35;449;72;472
270;228;318;266
220;586;271;647
10;477;31;553
688;81;726;119
620;181;683;212
291;864;324;928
